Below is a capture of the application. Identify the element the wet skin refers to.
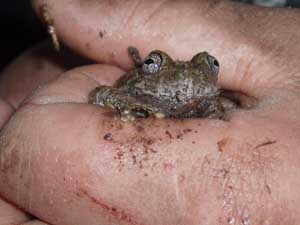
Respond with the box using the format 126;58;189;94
89;47;225;121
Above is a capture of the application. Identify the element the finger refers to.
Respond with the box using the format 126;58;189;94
1;65;300;224
0;40;91;109
32;0;300;98
0;97;14;129
0;198;31;225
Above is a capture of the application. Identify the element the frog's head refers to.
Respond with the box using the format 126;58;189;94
140;50;219;82
131;50;220;102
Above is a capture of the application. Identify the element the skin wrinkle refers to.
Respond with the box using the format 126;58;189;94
239;54;256;94
124;0;142;27
197;139;279;224
272;67;300;93
77;71;101;86
142;0;170;27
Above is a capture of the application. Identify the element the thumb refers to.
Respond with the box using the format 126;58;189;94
32;0;300;99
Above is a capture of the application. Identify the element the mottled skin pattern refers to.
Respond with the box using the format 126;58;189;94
89;47;224;121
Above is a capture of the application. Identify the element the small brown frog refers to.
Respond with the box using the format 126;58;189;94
89;47;227;121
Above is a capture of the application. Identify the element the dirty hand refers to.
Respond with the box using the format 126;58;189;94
1;0;300;224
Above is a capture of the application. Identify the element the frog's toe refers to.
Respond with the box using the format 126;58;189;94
88;86;111;106
88;87;100;104
154;112;165;119
120;110;136;122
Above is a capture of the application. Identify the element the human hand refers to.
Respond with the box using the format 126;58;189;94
1;0;300;224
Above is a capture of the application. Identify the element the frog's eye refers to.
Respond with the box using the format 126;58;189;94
191;52;220;76
207;55;220;75
142;53;162;75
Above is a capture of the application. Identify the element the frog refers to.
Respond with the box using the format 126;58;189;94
88;47;226;121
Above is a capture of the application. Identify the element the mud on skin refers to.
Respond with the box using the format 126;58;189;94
89;47;238;121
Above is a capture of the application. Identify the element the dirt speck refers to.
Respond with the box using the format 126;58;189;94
116;151;124;159
176;133;183;139
183;128;192;134
135;125;144;132
104;133;113;141
146;139;154;145
99;30;105;38
217;137;231;152
165;130;173;139
132;155;137;165
139;161;143;169
149;148;157;153
265;184;271;194
254;140;277;149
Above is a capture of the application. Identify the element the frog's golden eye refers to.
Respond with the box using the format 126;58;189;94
142;53;162;75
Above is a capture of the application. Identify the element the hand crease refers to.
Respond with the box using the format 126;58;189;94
124;0;143;27
143;0;170;26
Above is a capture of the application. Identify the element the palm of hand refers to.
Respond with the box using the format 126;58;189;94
1;1;300;225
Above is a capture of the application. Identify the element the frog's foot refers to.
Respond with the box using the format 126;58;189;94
89;86;165;121
120;110;136;122
202;99;225;119
120;103;165;121
88;86;110;106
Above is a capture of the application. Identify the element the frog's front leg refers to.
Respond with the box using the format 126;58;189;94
128;46;143;67
89;86;164;121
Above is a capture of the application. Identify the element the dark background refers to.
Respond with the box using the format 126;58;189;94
0;1;45;70
0;0;300;70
